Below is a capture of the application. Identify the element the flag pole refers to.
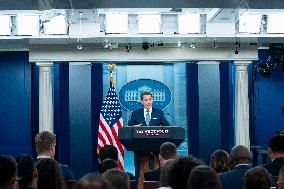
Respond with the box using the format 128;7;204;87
108;63;117;86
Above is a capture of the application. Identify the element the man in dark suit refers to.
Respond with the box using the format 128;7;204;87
34;131;74;180
263;135;284;176
127;92;170;180
144;142;178;181
127;92;170;126
219;145;252;189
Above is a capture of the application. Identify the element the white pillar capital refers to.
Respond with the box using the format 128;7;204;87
234;60;252;66
38;62;54;133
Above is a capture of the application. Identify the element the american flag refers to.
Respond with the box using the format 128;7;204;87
97;81;124;170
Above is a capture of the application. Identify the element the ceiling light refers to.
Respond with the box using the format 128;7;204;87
178;13;200;34
17;14;39;36
238;13;262;33
44;15;67;35
105;13;128;34
267;13;284;33
138;14;161;34
0;15;11;35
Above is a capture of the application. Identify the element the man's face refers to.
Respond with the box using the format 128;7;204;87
141;94;153;109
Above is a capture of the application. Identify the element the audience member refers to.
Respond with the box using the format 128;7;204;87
187;165;222;189
72;173;112;189
0;155;18;189
98;145;134;180
218;145;251;189
243;166;271;189
159;159;175;187
278;166;284;189
34;131;74;180
101;168;130;189
168;156;203;189
36;158;65;189
210;149;230;173
16;154;37;189
98;145;118;163
144;142;178;181
264;135;284;176
98;158;118;174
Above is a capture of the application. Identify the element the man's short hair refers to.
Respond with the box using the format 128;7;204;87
0;155;18;189
140;92;152;100
35;131;56;154
101;168;130;189
16;154;34;188
160;142;177;160
99;158;118;173
268;135;284;153
230;145;251;164
244;166;271;189
98;145;118;161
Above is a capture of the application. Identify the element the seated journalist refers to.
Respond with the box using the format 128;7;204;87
128;92;170;126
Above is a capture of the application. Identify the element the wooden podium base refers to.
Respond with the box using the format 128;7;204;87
137;152;159;189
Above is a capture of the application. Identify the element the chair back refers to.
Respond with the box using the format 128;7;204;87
143;181;160;189
65;180;76;189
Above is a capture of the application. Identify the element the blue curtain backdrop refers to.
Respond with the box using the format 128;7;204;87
54;62;70;165
0;51;32;156
219;61;234;152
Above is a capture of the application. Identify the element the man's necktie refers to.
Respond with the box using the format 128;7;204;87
146;109;150;126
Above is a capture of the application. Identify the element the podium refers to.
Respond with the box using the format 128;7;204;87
118;126;185;189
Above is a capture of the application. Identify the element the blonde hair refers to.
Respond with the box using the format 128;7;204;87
35;131;56;154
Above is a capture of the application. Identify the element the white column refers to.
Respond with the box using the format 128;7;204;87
37;62;53;133
234;61;251;149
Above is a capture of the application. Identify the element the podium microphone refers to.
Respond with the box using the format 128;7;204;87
166;113;177;125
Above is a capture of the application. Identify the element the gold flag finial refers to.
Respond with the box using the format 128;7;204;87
108;64;117;86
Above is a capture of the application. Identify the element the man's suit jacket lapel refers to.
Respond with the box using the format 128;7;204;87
138;108;147;126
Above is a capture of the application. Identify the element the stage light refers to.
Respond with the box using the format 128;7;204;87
142;42;149;50
190;43;196;48
125;43;131;52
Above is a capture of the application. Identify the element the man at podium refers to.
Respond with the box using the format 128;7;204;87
128;92;170;126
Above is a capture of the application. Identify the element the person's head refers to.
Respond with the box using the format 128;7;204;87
160;159;175;187
98;145;118;163
0;155;18;189
243;166;271;189
35;131;56;157
16;154;37;188
98;158;118;174
159;142;178;166
168;156;203;189
73;173;112;189
229;145;251;168
140;92;153;109
278;166;284;189
101;168;129;189
268;135;284;160
187;165;222;189
36;158;65;189
210;149;230;173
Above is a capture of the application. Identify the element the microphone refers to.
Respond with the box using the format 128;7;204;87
166;113;177;125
